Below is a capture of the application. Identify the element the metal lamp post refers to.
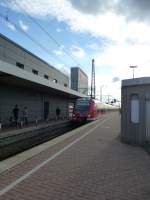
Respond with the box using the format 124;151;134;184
130;66;137;79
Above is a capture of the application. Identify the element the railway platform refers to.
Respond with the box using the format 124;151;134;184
0;112;150;200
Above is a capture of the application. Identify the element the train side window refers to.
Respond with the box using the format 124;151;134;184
130;94;139;123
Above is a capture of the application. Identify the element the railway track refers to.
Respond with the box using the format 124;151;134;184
0;121;84;160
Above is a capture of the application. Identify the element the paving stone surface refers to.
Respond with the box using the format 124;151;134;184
0;112;150;200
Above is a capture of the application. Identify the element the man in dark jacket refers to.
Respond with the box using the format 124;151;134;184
56;107;61;120
13;104;19;126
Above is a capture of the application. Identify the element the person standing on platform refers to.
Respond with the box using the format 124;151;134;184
56;107;61;120
23;106;28;125
13;104;19;126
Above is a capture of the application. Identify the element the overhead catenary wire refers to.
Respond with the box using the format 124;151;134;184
0;13;69;67
15;2;85;68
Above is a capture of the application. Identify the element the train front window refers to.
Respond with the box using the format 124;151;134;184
75;105;89;112
75;99;90;112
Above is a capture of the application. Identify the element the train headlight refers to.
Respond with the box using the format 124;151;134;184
88;114;91;118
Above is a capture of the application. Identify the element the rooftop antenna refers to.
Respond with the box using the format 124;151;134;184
91;59;96;99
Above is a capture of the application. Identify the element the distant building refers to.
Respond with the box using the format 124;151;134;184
71;67;88;95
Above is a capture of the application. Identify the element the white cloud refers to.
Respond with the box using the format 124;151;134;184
53;49;63;55
56;28;63;32
5;0;150;23
5;0;150;44
92;41;150;100
87;43;100;50
19;20;29;32
53;45;64;55
69;0;150;23
7;22;16;31
92;40;150;100
59;45;65;50
69;0;113;15
70;46;85;58
56;63;70;76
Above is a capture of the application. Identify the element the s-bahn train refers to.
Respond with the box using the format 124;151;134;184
72;97;117;122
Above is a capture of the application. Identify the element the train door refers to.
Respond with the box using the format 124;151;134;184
44;101;49;121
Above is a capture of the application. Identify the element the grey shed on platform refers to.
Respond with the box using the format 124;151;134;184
121;77;150;145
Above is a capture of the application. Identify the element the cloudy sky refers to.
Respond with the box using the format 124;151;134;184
1;0;150;101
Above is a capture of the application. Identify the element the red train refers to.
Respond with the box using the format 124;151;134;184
72;97;116;122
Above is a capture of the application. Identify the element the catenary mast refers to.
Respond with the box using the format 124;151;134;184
91;59;96;99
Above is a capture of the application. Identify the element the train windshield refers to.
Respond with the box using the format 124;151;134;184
75;99;90;112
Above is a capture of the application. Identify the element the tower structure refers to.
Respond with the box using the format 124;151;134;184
91;59;96;99
71;67;88;95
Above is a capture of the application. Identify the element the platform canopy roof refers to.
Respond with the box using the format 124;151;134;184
0;60;87;99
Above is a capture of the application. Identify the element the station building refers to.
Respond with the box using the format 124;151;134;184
71;67;88;95
0;34;86;126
